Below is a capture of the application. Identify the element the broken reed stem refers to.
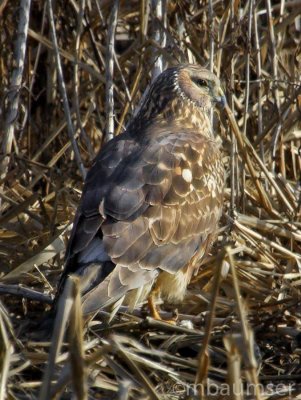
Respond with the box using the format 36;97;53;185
117;380;131;400
0;309;12;400
151;0;166;79
253;5;265;162
226;248;261;400
242;0;253;137
208;0;215;128
229;3;238;216
226;248;254;359
244;137;295;214
265;0;281;175
115;64;143;135
29;2;47;97
224;103;296;215
0;284;53;304
208;0;214;73
112;337;161;400
0;0;31;183
46;0;86;179
73;0;95;159
223;335;243;400
195;250;225;392
236;212;301;242
140;0;149;43
215;6;230;77
105;0;119;141
114;52;132;105
39;278;74;400
265;0;280;110
68;276;88;400
234;218;300;260
224;103;272;211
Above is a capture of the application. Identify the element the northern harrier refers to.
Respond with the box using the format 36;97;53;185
58;64;225;320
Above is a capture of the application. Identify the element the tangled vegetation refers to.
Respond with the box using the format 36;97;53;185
0;0;300;399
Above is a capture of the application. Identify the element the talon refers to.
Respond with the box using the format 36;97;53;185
163;318;177;325
172;308;179;322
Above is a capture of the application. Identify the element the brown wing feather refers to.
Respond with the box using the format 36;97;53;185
60;133;140;284
101;129;223;271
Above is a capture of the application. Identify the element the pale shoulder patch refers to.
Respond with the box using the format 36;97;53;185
182;168;193;182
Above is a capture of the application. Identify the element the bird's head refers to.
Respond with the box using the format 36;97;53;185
176;64;225;109
143;64;225;113
130;64;225;134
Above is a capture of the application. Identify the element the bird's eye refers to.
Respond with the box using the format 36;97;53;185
193;78;207;87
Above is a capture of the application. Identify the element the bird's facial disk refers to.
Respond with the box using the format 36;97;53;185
178;67;226;109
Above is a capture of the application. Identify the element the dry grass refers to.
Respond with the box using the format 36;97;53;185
0;0;301;399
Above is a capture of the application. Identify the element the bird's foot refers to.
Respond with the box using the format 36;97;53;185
147;294;178;325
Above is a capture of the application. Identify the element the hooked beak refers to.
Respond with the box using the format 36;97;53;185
213;87;227;108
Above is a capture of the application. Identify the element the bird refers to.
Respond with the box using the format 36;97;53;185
58;64;225;321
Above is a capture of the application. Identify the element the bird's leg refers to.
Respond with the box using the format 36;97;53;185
147;288;162;320
147;288;177;324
